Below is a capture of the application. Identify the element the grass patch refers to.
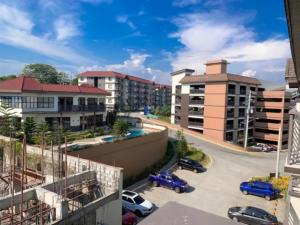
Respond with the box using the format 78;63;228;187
157;116;171;123
123;141;174;188
185;145;210;166
250;176;290;193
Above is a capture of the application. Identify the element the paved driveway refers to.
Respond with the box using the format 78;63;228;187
135;129;287;223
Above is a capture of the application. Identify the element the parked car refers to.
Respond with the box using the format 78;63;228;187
122;208;137;225
177;158;205;173
122;190;153;216
240;181;279;200
228;206;278;225
148;171;188;193
250;143;273;152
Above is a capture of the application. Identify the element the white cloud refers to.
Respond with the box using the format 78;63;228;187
116;15;136;30
173;0;201;7
54;16;80;41
242;69;256;77
0;3;92;64
170;11;290;81
0;58;27;75
79;52;171;84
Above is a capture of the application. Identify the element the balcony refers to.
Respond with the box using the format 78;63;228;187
227;101;235;106
289;176;300;198
255;112;286;119
188;121;203;128
58;104;105;113
189;110;204;116
226;124;234;130
240;89;247;95
228;89;236;94
285;114;300;174
189;100;204;105
190;89;204;94
227;111;234;118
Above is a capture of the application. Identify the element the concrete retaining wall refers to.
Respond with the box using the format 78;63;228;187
68;124;168;178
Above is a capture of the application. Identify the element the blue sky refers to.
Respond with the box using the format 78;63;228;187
0;0;290;84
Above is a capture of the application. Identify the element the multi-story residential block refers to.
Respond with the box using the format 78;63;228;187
78;71;171;111
171;60;260;145
283;1;300;224
171;59;291;148
254;90;291;149
0;76;109;131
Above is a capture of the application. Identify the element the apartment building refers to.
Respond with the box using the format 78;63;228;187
171;60;260;145
283;1;300;224
78;71;171;111
254;91;291;149
0;76;109;131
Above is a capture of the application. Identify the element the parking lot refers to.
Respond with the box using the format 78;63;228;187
137;167;285;222
132;136;287;224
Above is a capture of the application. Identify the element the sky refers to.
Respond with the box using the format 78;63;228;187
0;0;291;84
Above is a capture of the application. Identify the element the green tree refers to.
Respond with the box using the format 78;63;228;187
71;77;78;85
0;104;18;137
0;74;17;81
112;119;130;139
22;64;69;84
176;130;188;157
22;117;36;144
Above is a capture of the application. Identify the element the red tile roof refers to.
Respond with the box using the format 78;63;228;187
0;76;110;95
79;71;171;86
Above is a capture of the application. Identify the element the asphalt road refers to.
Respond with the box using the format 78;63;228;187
136;128;287;223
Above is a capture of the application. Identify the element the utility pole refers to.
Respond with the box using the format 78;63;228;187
276;125;282;178
244;91;252;149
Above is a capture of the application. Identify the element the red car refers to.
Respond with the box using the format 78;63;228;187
122;208;137;225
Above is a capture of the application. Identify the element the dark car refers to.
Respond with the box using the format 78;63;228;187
122;208;137;225
240;181;280;200
177;158;205;173
228;206;278;225
148;171;188;193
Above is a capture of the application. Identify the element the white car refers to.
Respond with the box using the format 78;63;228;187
122;190;153;216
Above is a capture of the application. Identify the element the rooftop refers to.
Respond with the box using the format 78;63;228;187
180;73;261;85
138;201;237;225
0;76;110;95
79;70;171;87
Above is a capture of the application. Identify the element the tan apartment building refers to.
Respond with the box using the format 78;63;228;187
171;59;291;148
254;90;291;149
171;60;260;145
78;71;171;111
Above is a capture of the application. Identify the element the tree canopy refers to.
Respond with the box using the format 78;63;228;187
22;64;69;84
112;119;131;138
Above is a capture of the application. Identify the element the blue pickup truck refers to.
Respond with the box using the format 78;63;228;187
240;181;280;201
148;171;188;193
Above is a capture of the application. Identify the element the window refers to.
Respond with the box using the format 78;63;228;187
0;96;21;108
37;97;54;108
80;77;84;81
108;84;112;89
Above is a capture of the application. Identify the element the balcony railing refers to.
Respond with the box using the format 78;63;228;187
286;115;300;171
226;124;234;130
58;104;105;112
289;176;300;198
228;101;235;106
189;100;204;105
240;89;247;95
190;89;204;94
227;112;234;118
189;111;204;116
228;89;236;94
188;121;203;127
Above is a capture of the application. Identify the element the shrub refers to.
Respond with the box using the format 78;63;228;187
250;176;290;193
176;131;188;157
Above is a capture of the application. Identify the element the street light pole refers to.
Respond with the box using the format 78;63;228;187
275;125;282;178
244;91;252;149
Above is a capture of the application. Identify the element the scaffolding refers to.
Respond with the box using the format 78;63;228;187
0;133;114;225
